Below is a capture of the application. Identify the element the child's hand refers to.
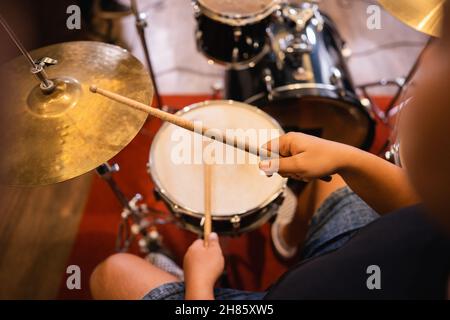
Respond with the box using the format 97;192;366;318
259;132;355;181
183;233;224;299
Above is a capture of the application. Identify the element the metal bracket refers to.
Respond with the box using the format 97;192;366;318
230;215;241;229
31;57;58;93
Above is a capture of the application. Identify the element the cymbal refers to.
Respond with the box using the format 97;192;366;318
0;41;153;186
378;0;445;37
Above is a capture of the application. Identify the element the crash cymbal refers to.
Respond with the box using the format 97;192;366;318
0;41;153;186
378;0;445;37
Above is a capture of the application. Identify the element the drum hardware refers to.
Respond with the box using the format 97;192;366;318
230;215;241;230
385;39;432;115
292;67;313;82
211;81;224;99
0;15;56;93
263;68;275;100
356;78;406;122
372;2;440;164
357;38;432;124
96;163;171;254
130;0;163;109
329;67;345;97
282;5;315;32
384;142;401;166
0;40;153;186
268;3;321;68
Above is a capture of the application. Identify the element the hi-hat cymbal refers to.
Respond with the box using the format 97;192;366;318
378;0;445;37
0;41;153;186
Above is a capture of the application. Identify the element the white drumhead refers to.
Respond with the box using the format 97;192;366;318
199;0;278;17
149;100;285;216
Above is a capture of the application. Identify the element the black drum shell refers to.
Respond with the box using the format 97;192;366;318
225;13;375;149
195;13;271;66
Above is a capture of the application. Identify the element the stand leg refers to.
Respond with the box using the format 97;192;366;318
130;0;163;109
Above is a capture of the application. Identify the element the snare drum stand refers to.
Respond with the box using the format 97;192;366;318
96;163;165;254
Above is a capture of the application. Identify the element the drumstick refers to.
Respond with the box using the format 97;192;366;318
203;158;212;247
90;85;261;155
90;85;332;182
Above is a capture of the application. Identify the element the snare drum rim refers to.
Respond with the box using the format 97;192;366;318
148;99;287;219
194;0;281;26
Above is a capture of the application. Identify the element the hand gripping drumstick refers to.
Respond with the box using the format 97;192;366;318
90;85;332;182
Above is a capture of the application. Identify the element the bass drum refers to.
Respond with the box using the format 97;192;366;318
225;7;375;149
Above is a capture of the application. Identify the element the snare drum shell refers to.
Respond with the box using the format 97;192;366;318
154;185;284;236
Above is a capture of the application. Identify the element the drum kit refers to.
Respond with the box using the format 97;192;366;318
0;1;445;254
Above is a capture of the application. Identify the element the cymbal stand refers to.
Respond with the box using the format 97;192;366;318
0;14;56;93
96;163;169;254
357;38;433;123
130;0;163;109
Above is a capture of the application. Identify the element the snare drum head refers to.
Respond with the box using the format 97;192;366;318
149;101;285;216
199;0;277;17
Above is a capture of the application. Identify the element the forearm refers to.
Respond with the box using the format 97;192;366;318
185;280;215;300
337;146;420;214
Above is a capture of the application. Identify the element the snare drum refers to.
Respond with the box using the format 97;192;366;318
193;0;280;68
148;100;287;235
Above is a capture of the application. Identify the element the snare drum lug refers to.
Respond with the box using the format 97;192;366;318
230;215;241;229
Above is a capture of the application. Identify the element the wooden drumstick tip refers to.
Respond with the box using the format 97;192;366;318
89;85;98;93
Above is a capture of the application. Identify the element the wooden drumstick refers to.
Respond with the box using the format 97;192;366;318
203;157;212;247
90;85;261;155
90;85;332;182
